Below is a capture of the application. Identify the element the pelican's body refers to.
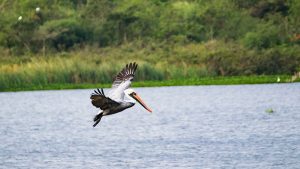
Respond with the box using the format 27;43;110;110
104;102;135;115
100;89;135;116
101;102;134;116
90;62;152;127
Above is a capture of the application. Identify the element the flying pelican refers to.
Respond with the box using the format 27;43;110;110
90;62;152;127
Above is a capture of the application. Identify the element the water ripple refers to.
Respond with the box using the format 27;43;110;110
1;83;300;168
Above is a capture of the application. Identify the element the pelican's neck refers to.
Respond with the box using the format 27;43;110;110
124;92;136;103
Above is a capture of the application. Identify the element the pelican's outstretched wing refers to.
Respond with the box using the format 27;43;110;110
109;62;138;101
112;62;138;88
90;88;120;110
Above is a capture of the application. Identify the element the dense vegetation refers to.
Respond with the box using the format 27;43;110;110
0;0;299;91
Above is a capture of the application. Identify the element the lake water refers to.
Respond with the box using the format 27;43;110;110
0;83;300;169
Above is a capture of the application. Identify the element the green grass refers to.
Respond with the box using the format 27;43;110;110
1;75;297;92
0;41;299;92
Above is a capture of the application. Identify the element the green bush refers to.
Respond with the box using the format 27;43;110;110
242;23;282;49
38;19;91;51
254;46;300;74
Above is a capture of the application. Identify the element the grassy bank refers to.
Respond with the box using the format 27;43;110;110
1;75;297;92
1;41;299;92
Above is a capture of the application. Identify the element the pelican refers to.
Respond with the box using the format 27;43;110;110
90;62;152;127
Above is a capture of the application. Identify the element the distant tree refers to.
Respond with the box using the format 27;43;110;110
288;0;300;38
99;0;158;45
242;23;282;49
250;0;289;18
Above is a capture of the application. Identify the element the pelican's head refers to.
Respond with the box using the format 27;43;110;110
124;89;152;113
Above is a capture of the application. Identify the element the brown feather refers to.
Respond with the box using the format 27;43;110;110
90;88;119;110
112;62;138;88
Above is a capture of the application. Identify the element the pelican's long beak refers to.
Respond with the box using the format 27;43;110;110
131;93;152;113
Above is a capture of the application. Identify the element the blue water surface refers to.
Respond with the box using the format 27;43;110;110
0;83;300;169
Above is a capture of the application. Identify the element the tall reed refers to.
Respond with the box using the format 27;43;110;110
0;56;209;91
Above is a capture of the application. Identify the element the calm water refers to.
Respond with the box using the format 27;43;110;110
0;84;300;169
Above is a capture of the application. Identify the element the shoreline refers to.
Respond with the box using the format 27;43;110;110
1;75;298;92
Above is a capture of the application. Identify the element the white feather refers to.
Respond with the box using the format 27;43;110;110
108;80;132;102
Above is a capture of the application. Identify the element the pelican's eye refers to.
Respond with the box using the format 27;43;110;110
129;92;136;97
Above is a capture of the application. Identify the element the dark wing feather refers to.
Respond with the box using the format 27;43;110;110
90;88;120;110
112;62;138;88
